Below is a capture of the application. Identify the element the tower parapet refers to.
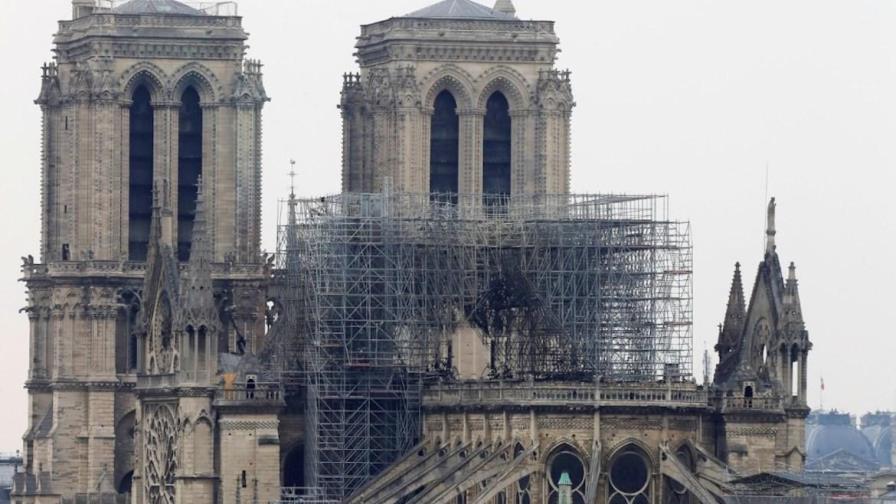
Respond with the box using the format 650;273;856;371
341;0;574;195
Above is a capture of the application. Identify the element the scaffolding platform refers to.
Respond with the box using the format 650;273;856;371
272;191;693;501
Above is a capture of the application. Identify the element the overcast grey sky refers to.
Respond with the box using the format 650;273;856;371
1;0;895;450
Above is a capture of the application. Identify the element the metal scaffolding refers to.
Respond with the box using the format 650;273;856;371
273;191;693;501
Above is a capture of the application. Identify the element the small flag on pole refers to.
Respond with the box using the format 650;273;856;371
821;377;825;391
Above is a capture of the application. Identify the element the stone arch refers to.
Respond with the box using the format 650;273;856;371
750;317;770;365
170;63;221;104
282;442;305;487
120;62;167;103
423;65;476;111
118;470;134;494
476;67;529;112
539;439;586;466
543;442;587;503
607;441;654;503
114;410;136;494
193;415;213;475
606;438;658;469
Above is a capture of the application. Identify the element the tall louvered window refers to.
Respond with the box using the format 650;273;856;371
430;90;459;196
482;91;511;199
128;85;154;261
177;87;202;261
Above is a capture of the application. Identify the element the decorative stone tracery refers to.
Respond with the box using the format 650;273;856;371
144;403;178;504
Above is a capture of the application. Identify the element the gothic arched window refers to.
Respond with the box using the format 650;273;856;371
430;90;459;196
178;86;203;261
128;85;154;261
546;444;586;504
608;445;652;504
482;91;511;200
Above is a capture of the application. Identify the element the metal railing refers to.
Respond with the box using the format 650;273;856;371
273;486;339;504
92;0;238;16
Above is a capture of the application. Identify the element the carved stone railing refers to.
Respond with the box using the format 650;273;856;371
721;396;784;412
215;383;283;405
423;381;709;409
135;370;211;389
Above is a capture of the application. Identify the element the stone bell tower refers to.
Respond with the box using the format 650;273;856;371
16;1;270;502
340;0;575;196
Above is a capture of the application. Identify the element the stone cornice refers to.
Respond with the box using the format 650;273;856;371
40;379;135;392
55;39;245;64
358;43;557;67
135;386;215;399
21;260;268;284
360;17;556;38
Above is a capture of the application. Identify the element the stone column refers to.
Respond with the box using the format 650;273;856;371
509;109;532;196
73;97;93;257
86;387;116;493
154;102;180;237
395;107;422;192
421;107;434;193
118;101;132;260
28;310;40;380
781;348;791;398
94;99;120;260
39;103;51;261
458;108;485;195
234;100;261;261
799;350;808;404
201;103;218;258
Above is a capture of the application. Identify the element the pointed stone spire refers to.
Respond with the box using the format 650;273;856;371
188;176;212;271
181;177;217;326
765;197;776;255
493;0;516;17
716;262;746;356
783;262;804;327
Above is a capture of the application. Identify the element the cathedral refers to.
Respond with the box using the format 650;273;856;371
13;1;813;503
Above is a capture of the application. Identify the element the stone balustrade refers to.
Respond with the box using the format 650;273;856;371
721;395;784;412
215;383;283;404
423;381;709;409
135;370;211;389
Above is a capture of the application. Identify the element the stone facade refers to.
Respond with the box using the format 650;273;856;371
14;1;814;504
15;1;276;503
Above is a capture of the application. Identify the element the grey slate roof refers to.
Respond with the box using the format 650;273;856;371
405;0;516;20
113;0;205;16
731;471;865;490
